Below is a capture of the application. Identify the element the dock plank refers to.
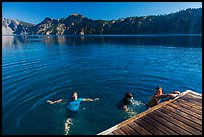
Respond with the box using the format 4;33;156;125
112;128;126;135
158;107;202;133
120;125;139;135
187;93;202;99
147;112;191;135
135;117;166;135
141;115;178;135
154;109;200;135
175;99;202;111
179;96;202;106
185;94;202;103
127;121;152;135
167;103;202;120
173;101;202;115
107;132;114;135
151;110;192;135
162;104;202;125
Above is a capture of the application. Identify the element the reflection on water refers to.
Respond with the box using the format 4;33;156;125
2;35;202;48
2;36;14;47
2;36;31;47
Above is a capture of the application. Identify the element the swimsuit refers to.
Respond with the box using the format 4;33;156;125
66;98;83;117
67;98;83;111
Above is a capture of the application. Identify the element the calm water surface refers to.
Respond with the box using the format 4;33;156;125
2;35;202;135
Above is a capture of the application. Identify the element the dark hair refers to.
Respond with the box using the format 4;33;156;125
155;87;162;91
71;91;78;96
123;92;133;105
125;92;133;98
71;91;78;100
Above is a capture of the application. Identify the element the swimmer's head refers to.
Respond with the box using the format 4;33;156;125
155;87;163;95
124;92;133;104
71;91;78;100
125;92;133;99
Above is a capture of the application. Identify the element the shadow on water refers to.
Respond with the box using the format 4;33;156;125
2;35;202;48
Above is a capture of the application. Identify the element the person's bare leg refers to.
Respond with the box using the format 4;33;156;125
64;118;72;135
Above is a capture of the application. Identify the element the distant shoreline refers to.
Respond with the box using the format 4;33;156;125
2;34;202;37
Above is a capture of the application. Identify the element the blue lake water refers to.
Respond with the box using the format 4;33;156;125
2;35;202;135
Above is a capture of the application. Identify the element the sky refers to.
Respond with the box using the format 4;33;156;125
2;2;202;25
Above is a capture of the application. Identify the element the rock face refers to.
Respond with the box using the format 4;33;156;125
2;25;14;35
2;18;34;35
2;8;202;35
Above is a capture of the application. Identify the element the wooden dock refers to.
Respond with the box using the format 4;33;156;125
98;90;202;135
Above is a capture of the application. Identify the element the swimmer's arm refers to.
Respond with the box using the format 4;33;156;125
83;98;99;102
155;93;180;100
47;99;67;104
155;94;172;99
156;91;180;99
83;98;94;101
169;91;180;95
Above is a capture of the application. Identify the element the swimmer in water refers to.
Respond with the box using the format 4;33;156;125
47;91;99;135
118;92;134;111
146;87;180;109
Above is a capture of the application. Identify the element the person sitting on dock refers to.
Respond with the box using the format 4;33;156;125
47;91;99;135
146;87;180;109
119;92;134;111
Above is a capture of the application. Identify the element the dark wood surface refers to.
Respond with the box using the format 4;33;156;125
127;121;152;135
